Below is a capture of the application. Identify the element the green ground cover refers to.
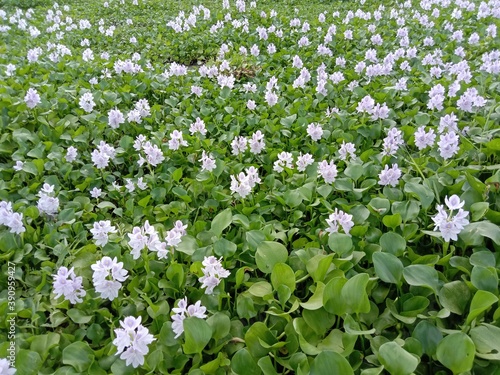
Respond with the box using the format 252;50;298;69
0;0;499;373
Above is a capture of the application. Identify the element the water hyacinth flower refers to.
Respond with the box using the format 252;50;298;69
274;152;294;172
230;167;261;199
91;256;128;300
432;195;469;242
0;358;15;375
37;183;60;217
199;150;216;172
52;266;86;304
317;160;338;184
326;208;354;236
90;220;117;247
199;256;230;294
24;87;41;109
0;201;25;235
171;298;207;339
113;316;155;368
127;220;163;259
378;164;402;187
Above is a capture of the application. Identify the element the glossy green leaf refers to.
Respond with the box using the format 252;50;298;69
378;342;419;375
373;252;403;284
436;333;475;374
255;241;288;274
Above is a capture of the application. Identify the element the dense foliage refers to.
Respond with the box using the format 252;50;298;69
0;0;500;374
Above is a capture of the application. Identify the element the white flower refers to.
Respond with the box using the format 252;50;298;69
200;150;216;172
90;220;117;247
378;164;402;187
171;298;207;339
318;160;338;184
339;142;356;161
113;316;155;368
307;123;323;141
273;152;294;173
24;88;41;109
326;208;354;236
432;196;469;242
0;358;16;375
168;130;188;150
65;146;78;162
37;184;59;216
90;187;103;199
13;160;24;171
231;136;247;156
142;141;165;167
108;108;125;129
91;256;128;300
296;153;314;172
382;128;404;156
79;92;95;113
0;201;25;235
189;117;207;136
249;131;265;154
414;127;436;150
437;132;460;160
53;266;86;304
199;256;230;295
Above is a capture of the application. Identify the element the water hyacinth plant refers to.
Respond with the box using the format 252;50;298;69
0;0;500;373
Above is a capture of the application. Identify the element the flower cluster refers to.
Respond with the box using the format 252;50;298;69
0;201;25;235
37;183;59;217
199;256;230;294
127;220;163;259
113;316;155;368
318;160;338;184
325;208;354;236
90;220;117;246
91;141;117;169
378;164;402;187
135;135;165;167
52;266;86;304
91;256;128;300
432;195;469;242
230;166;261;198
171;298;208;339
0;358;15;375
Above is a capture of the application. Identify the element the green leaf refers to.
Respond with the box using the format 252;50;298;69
342;273;371;314
257;356;278;375
323;277;347;315
255;241;288;274
369;197;391;215
231;349;261;375
471;266;498;294
470;324;500;360
310;351;354;375
471;202;489;221
207;312;231;340
16;350;42;374
414;112;430;125
271;263;296;293
373;252;403;285
248;281;273;298
211;208;233;237
403;265;440;293
328;233;353;257
404;182;434;209
466;290;498;325
382;213;402;229
379;232;406;256
183;317;212;354
460;222;500;245
62;341;94;372
176;235;198;256
438;281;472;315
30;333;60;361
412;321;442;356
378;342;419;375
214;238;237;257
245;322;277;358
300;282;326;310
67;308;93;324
436;333;475;374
